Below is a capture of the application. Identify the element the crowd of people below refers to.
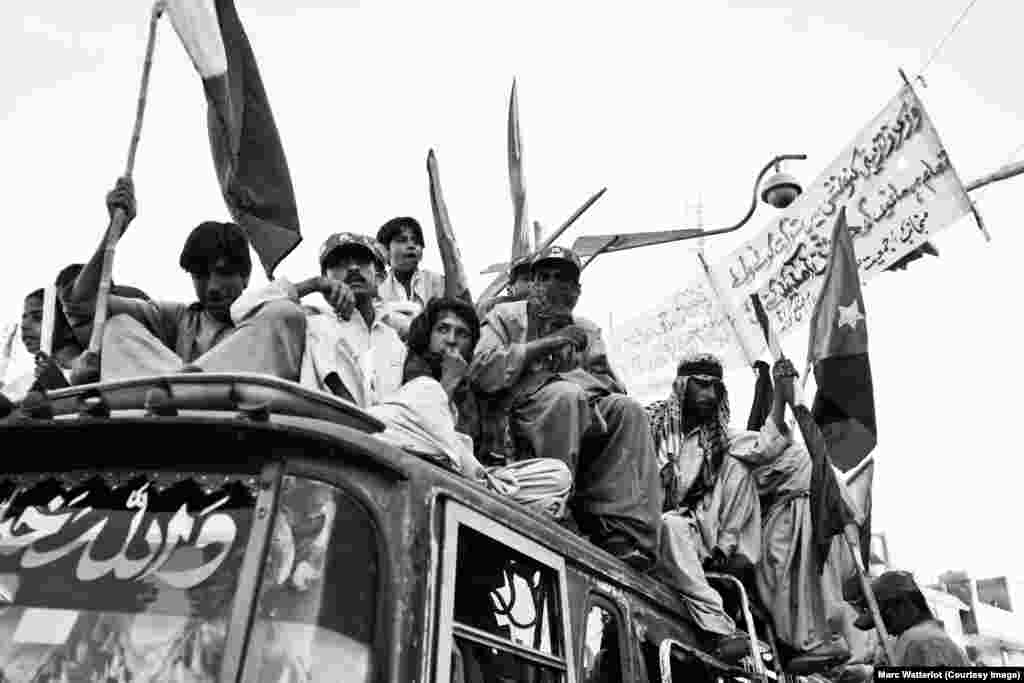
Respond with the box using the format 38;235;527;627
0;178;970;674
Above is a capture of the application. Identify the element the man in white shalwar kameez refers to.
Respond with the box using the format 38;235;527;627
647;352;788;661
230;232;406;408
651;353;853;671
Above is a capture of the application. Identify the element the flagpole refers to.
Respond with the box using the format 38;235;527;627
748;291;897;665
86;1;165;360
696;250;758;369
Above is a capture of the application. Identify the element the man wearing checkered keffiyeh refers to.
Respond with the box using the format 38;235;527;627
647;353;855;671
645;352;795;660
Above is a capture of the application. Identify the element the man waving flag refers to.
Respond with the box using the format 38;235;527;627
806;205;877;569
165;0;301;277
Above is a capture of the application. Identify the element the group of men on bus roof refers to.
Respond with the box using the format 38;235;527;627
4;176;963;675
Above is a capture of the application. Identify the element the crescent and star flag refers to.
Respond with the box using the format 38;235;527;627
806;205;877;570
165;0;301;278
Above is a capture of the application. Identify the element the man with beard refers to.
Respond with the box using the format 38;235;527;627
231;232;406;408
647;354;789;660
61;178;307;382
470;245;661;569
649;354;853;667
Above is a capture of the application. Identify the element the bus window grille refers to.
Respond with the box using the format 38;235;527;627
489;565;547;635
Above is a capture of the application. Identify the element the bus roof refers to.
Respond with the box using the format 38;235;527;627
0;372;694;625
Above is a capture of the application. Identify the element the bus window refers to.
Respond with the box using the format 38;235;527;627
580;599;623;683
0;469;258;681
241;476;377;683
658;638;738;683
438;502;574;683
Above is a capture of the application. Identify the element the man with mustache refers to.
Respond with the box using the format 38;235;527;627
61;178;307;382
649;354;854;666
471;245;661;570
231;232;406;408
375;216;446;340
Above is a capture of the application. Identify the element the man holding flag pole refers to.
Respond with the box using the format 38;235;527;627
748;205;896;666
62;0;307;384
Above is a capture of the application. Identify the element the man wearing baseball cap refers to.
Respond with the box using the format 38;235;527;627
477;253;535;319
855;570;969;667
471;245;661;569
231;232;406;407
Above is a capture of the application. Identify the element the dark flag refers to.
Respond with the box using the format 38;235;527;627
166;0;301;277
805;205;877;569
746;360;774;431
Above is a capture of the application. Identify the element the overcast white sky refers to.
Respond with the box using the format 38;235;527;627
2;0;1021;584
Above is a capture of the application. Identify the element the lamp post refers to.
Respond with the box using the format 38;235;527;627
573;153;807;270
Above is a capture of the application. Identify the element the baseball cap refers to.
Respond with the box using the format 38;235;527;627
509;253;533;278
531;245;582;274
320;232;386;270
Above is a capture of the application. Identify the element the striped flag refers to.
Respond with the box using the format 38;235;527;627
807;206;877;472
805;205;877;570
165;0;301;277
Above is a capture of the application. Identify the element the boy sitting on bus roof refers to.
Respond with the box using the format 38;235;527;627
470;245;662;570
369;297;571;516
374;216;446;341
230;231;407;408
61;178;307;384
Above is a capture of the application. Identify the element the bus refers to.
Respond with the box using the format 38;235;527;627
0;372;773;682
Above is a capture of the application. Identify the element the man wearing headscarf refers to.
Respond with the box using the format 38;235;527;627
650;354;853;669
647;352;784;659
471;245;661;569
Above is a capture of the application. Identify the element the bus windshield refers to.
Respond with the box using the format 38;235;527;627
0;467;379;683
0;469;257;681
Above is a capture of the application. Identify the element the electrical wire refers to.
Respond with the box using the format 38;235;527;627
917;0;982;80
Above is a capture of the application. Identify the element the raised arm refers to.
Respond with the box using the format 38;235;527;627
64;178;137;322
231;275;356;325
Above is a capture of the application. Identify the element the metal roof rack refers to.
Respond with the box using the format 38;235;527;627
23;372;384;434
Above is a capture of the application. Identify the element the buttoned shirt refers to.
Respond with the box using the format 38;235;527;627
377;267;445;309
231;278;406;407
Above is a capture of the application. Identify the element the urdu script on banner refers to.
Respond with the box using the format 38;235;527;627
609;84;974;404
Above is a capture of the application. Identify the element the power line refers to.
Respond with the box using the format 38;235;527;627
917;0;982;80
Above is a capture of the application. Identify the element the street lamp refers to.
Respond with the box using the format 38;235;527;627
571;153;808;268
